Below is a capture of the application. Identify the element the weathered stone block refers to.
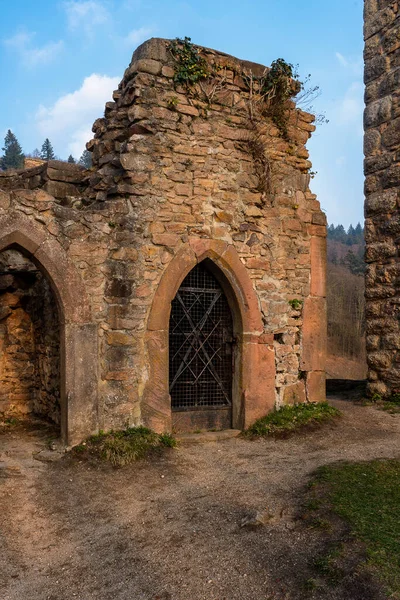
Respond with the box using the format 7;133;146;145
306;371;326;403
43;180;79;199
365;55;388;83
300;297;327;372
364;96;392;128
310;236;326;297
283;381;306;405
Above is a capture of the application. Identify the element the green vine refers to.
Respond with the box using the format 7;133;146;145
242;58;300;138
167;37;318;195
261;58;300;137
168;37;209;86
167;38;300;137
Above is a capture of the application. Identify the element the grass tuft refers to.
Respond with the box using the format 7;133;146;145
72;425;177;467
244;401;340;438
377;401;400;414
0;411;20;431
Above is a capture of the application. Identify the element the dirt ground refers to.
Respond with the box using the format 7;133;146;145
1;398;400;600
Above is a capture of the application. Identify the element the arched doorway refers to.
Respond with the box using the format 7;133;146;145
142;239;276;434
0;248;60;427
169;260;234;431
0;211;99;446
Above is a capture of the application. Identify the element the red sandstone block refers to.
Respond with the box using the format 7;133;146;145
152;233;180;247
300;297;327;372
306;371;326;403
310;236;326;297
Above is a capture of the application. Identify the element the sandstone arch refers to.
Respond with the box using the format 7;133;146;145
142;239;276;432
0;212;98;445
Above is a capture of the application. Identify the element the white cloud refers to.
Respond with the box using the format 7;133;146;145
122;26;153;47
64;1;109;37
35;73;120;159
335;52;348;68
335;51;363;76
337;82;364;129
5;31;34;50
4;31;64;67
68;126;95;159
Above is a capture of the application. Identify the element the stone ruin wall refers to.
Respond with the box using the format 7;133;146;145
0;250;60;421
364;0;400;398
0;159;89;201
87;38;327;417
0;38;326;439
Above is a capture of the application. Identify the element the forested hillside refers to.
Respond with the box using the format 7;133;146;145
326;223;366;380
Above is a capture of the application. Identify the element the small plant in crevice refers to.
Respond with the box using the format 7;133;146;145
167;95;179;110
0;411;19;429
289;298;303;311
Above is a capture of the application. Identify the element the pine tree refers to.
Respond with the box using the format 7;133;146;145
327;224;335;239
335;224;346;243
0;130;25;170
354;222;363;235
346;224;355;246
79;149;92;168
67;154;76;164
40;138;55;161
344;250;365;275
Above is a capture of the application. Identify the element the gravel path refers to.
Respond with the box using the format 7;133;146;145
1;398;400;600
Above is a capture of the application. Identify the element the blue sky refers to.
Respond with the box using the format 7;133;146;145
0;0;364;227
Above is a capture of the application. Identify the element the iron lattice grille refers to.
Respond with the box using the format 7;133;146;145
169;263;233;410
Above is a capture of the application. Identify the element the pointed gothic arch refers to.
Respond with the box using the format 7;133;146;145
0;212;98;445
142;238;276;432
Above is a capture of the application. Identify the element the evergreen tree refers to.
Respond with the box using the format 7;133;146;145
354;222;363;236
79;149;92;168
32;148;41;158
40;138;55;161
335;224;346;243
346;224;355;246
67;154;76;164
343;249;365;275
0;130;25;170
327;224;335;239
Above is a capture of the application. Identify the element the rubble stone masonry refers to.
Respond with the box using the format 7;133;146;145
364;1;400;397
0;38;326;444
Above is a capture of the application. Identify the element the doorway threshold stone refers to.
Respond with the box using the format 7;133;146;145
176;429;241;444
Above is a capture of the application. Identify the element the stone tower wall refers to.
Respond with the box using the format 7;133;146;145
87;39;327;427
364;0;400;397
